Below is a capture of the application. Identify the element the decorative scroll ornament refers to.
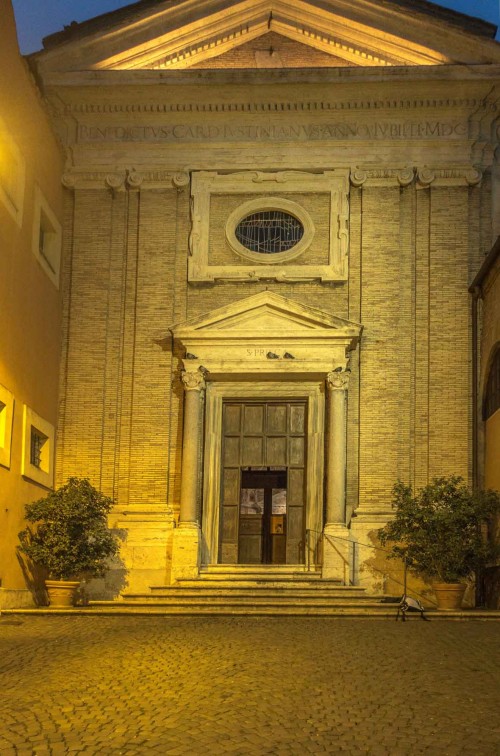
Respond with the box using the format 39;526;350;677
61;173;77;190
397;168;415;187
417;168;435;187
105;173;125;192
172;172;190;190
326;371;350;391
126;170;143;189
181;370;206;392
464;168;482;186
349;169;367;187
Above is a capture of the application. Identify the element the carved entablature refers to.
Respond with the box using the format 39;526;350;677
349;165;483;188
61;170;190;191
188;170;350;284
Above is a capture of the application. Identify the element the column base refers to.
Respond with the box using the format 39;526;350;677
171;524;201;583
322;524;352;583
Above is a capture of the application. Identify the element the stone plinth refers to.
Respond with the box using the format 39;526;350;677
322;524;352;583
171;524;201;582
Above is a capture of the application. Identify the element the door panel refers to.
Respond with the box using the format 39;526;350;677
242;436;264;466
290;404;306;434
266;436;287;466
267;404;287;433
239;515;263;563
224;404;242;434
287;469;304;505
243;404;265;434
289;436;305;465
223;436;240;466
220;400;307;565
222;468;240;504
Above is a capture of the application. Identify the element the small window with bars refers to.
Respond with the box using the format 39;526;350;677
483;348;500;421
30;426;47;468
235;210;304;254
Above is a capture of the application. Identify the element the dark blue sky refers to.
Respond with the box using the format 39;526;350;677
11;0;500;54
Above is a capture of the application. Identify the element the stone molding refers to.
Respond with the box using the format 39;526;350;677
61;170;190;190
188;169;349;283
62;97;481;116
61;166;483;192
350;165;482;187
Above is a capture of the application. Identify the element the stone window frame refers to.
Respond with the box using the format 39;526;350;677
32;185;62;288
188;170;349;283
226;197;314;264
21;405;55;488
0;117;26;227
0;383;14;470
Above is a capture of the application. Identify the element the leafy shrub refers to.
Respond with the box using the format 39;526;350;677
18;477;120;580
378;476;500;582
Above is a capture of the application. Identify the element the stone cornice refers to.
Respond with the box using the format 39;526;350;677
350;166;483;188
62;170;190;190
60;166;483;191
40;62;500;89
59;96;483;116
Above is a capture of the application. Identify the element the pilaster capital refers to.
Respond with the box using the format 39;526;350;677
173;172;190;190
126;170;144;189
349;169;367;187
181;370;206;392
326;371;350;391
61;172;77;190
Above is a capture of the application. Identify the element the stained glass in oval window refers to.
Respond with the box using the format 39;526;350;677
235;210;304;254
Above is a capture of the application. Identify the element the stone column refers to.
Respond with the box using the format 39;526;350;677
171;369;205;582
322;370;351;582
325;370;349;525
178;370;205;527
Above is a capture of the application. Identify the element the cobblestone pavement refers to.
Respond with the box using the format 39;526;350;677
0;617;499;755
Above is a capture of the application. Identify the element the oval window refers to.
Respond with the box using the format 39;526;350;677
235;210;304;254
226;198;314;264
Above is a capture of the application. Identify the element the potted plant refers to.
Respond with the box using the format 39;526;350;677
18;477;120;608
378;476;500;610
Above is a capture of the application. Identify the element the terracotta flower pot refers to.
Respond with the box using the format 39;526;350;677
432;582;466;610
45;580;80;608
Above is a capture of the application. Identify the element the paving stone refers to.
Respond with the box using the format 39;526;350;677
0;617;499;753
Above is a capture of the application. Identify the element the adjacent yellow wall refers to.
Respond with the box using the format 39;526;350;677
0;0;64;592
485;410;500;491
481;255;500;492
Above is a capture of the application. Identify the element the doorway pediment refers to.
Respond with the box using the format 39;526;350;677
33;0;500;74
171;291;362;377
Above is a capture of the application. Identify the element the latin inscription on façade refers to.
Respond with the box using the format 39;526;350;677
77;120;467;143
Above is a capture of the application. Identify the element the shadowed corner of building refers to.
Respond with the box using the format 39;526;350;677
16;547;50;607
361;528;437;608
77;529;130;604
13;529;130;607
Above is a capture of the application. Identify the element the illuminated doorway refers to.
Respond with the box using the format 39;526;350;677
219;400;306;564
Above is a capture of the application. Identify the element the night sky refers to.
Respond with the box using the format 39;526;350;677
11;0;500;54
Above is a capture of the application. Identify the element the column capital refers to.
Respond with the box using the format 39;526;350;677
181;369;206;392
326;371;350;391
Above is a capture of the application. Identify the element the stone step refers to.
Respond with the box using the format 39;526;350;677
129;589;376;600
153;578;349;589
3;606;500;620
108;597;388;607
200;565;322;576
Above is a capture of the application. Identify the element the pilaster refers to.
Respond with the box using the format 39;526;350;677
171;368;206;582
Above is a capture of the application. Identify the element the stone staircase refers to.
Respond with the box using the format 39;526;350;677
89;565;408;617
3;566;499;617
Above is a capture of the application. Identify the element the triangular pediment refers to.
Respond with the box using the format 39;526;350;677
172;291;362;338
33;0;500;74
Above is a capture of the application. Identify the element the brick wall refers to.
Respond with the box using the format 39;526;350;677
56;177;476;518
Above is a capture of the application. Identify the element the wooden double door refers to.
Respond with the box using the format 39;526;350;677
219;400;306;565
